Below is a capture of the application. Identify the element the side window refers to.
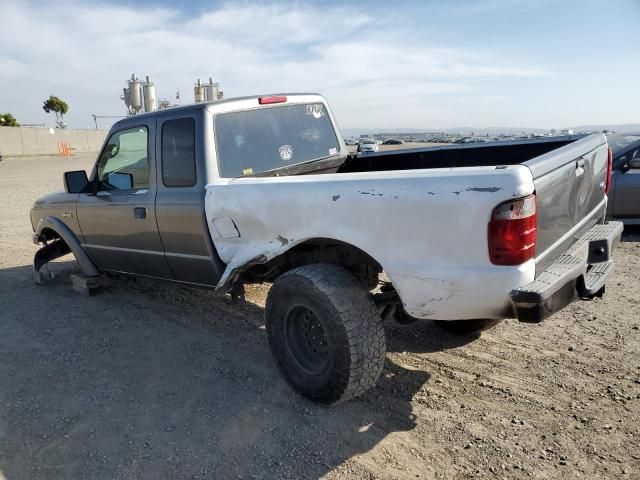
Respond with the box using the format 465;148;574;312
162;118;196;187
97;127;149;191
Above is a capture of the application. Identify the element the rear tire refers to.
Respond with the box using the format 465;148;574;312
266;264;386;405
435;319;501;335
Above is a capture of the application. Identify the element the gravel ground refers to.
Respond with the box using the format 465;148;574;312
0;153;638;480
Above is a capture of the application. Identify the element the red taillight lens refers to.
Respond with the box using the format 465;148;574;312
488;194;537;265
605;147;613;195
258;96;287;105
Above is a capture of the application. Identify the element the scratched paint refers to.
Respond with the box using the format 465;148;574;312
276;235;289;246
467;187;503;193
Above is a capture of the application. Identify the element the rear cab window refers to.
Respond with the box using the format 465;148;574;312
161;118;197;187
214;103;340;178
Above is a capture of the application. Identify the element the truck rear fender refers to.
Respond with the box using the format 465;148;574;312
214;237;382;292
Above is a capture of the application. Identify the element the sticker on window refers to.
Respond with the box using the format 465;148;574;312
279;144;293;161
243;168;253;176
329;148;337;155
305;104;325;119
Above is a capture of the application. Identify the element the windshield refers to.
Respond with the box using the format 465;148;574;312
607;134;640;156
215;103;340;177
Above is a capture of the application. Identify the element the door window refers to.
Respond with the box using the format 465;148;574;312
161;118;197;187
97;127;149;191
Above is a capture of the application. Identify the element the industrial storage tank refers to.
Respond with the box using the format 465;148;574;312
127;74;143;113
205;77;219;102
143;75;157;112
122;88;131;110
194;79;206;103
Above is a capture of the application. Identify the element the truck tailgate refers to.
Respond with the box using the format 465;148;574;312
525;134;610;269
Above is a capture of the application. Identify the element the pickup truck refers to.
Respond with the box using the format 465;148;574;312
30;94;623;404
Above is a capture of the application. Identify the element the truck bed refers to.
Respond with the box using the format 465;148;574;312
347;135;609;267
207;133;610;319
281;134;608;270
337;136;580;172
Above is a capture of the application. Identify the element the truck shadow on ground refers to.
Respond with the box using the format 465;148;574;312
0;261;462;480
385;320;479;354
621;224;640;242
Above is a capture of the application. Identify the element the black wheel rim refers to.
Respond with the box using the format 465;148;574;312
284;305;329;375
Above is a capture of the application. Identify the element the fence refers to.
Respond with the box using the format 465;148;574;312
0;127;107;157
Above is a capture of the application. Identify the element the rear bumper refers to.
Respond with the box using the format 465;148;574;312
511;221;623;323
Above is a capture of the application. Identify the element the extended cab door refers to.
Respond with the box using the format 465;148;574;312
76;121;173;278
154;108;225;286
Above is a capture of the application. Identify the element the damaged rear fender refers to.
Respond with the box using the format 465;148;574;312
214;237;383;292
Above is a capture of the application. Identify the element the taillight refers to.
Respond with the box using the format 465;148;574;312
258;96;287;105
605;147;613;195
488;194;537;265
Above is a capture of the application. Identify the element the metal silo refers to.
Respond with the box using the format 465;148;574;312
122;88;131;110
143;75;157;112
127;74;143;113
205;77;220;102
194;78;206;103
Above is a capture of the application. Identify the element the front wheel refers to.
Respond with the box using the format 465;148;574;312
434;319;501;335
266;264;386;405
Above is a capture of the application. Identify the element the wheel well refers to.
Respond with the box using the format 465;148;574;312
241;239;383;289
39;227;62;242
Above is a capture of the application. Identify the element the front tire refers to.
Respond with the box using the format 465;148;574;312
266;264;386;405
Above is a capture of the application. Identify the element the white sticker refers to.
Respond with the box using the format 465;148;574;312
329;148;337;155
306;103;325;119
279;144;293;161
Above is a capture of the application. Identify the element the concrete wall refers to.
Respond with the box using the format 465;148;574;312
0;127;107;157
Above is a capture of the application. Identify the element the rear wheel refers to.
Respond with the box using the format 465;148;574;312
266;264;386;405
434;319;501;335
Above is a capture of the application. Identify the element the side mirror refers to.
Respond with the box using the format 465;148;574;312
64;170;89;193
105;172;134;190
628;158;640;169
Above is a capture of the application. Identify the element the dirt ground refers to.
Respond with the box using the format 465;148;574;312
0;153;638;480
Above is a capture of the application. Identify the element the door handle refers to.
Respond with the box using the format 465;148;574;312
134;207;147;219
575;158;585;176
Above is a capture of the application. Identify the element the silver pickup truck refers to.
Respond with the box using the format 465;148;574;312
31;94;623;404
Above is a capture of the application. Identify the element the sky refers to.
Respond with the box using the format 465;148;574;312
1;0;639;131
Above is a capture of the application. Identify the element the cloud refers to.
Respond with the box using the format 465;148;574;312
0;0;549;129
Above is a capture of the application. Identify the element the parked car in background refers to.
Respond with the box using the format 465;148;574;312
606;132;640;224
357;139;379;153
343;137;358;145
383;138;403;145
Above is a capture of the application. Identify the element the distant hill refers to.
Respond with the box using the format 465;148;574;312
341;124;640;138
567;124;640;133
